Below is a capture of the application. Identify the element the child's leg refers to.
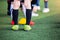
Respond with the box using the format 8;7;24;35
10;2;13;20
7;0;11;15
36;0;40;6
12;0;20;30
43;0;50;13
24;0;32;25
36;0;40;10
31;0;39;17
23;0;32;31
44;0;48;8
12;0;20;25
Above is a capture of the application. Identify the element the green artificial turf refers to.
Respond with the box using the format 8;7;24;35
0;0;60;40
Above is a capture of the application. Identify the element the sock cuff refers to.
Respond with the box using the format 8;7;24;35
13;9;18;11
26;9;32;11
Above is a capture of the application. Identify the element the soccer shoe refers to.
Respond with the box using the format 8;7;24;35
32;12;39;17
29;21;34;26
37;6;40;10
12;25;19;30
11;20;14;25
42;8;50;13
24;25;32;31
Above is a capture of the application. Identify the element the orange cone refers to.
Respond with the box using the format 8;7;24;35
11;20;14;25
30;21;35;26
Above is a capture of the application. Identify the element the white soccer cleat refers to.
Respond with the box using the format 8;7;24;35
42;8;50;13
37;6;40;10
32;12;39;17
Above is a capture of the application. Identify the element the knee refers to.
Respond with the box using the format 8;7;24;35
13;1;20;9
24;4;31;9
24;0;31;9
